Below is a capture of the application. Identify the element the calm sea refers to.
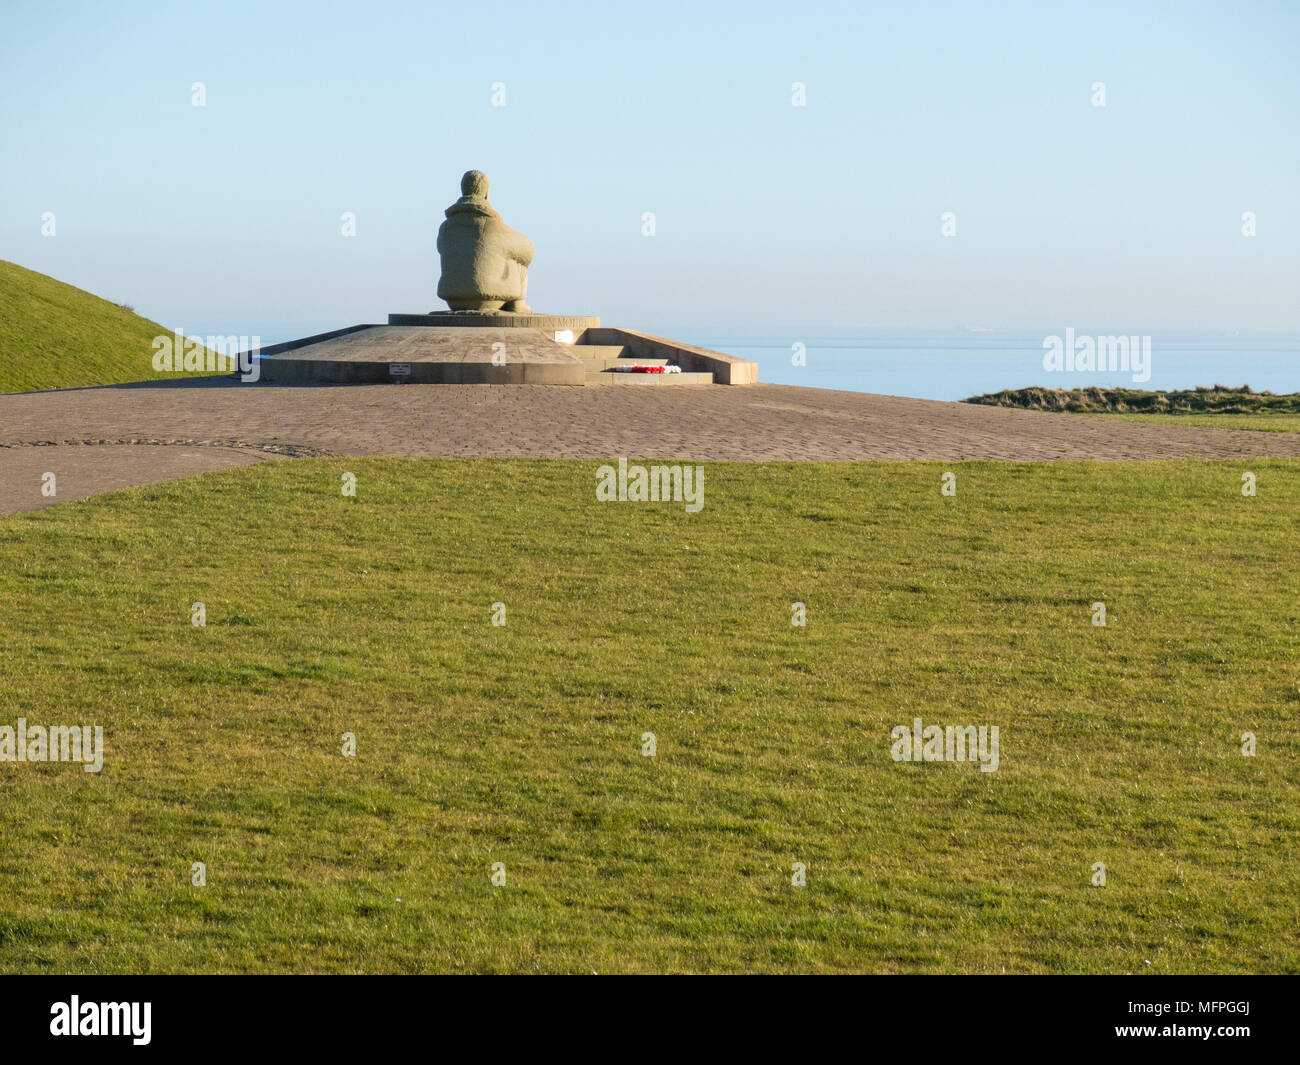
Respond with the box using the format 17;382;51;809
658;328;1300;402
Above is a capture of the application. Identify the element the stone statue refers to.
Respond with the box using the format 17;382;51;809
436;170;534;313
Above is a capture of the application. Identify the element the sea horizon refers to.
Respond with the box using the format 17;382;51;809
660;326;1300;402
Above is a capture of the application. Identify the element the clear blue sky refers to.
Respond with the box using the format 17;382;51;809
2;0;1296;341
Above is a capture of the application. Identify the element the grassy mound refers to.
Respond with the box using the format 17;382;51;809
0;261;225;393
0;458;1296;973
964;383;1300;415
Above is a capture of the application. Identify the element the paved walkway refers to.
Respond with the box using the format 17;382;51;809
0;442;275;515
3;378;1298;515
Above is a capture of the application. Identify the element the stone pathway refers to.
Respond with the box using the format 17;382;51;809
3;377;1298;515
0;442;274;515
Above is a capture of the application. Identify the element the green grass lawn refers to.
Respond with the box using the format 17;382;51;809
1;458;1297;973
0;261;226;393
1100;412;1300;434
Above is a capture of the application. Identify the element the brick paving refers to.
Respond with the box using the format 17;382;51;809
3;377;1298;515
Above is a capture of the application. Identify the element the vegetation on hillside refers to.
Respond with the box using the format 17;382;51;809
964;383;1300;415
0;260;226;393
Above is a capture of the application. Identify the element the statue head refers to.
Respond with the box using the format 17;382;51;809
460;170;489;200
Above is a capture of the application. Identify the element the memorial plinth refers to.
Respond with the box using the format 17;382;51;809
259;322;594;384
256;316;756;385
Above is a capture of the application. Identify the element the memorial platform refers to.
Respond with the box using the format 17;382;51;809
257;314;757;386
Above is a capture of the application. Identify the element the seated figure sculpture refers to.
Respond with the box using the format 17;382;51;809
436;170;534;313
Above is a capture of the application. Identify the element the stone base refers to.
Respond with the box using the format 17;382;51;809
255;317;760;386
259;325;590;385
388;311;600;331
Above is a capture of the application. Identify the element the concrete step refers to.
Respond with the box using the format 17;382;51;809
580;355;671;370
585;370;714;386
569;345;627;360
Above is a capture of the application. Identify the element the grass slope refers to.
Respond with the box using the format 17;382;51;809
0;261;223;393
1;458;1297;973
